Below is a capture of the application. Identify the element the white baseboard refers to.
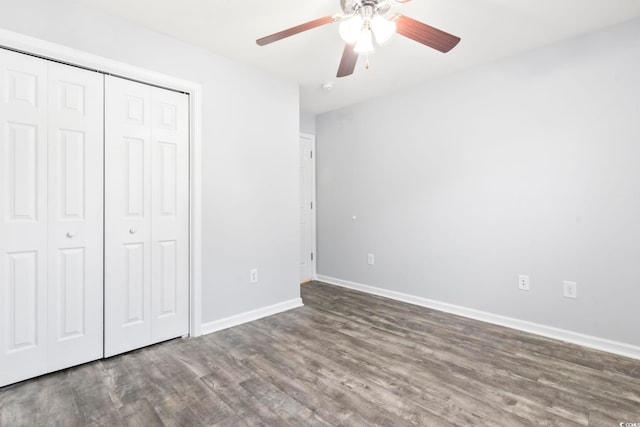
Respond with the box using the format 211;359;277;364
201;298;304;336
316;275;640;361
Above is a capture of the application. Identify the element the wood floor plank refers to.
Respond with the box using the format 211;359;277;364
1;280;639;426
271;304;586;425
224;325;416;426
200;371;294;427
254;312;556;426
241;353;368;426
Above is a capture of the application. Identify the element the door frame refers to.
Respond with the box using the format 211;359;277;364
300;133;317;281
0;28;204;336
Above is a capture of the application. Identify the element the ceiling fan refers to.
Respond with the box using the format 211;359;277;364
256;0;461;78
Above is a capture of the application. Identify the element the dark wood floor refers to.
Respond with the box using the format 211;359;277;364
1;281;639;426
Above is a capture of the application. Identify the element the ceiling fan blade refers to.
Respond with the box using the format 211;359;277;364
337;44;359;78
392;15;460;53
256;16;337;46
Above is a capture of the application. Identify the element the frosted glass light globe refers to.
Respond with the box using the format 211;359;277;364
339;15;364;44
354;29;374;53
371;14;396;45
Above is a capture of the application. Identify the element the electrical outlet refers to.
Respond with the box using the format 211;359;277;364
367;254;375;265
518;274;530;291
564;281;577;299
249;268;258;284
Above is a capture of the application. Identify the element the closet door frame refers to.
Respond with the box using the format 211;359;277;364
0;27;203;337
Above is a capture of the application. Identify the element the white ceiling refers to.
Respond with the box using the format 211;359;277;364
80;0;640;114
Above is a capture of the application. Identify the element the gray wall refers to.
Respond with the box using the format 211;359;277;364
0;0;300;323
317;18;640;346
300;111;316;135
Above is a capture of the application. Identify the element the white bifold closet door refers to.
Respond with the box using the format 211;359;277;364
104;75;189;358
0;49;104;386
47;62;104;371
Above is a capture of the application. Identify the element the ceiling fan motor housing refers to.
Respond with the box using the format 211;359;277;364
341;0;391;16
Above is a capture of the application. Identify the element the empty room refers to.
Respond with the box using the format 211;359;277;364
1;0;639;425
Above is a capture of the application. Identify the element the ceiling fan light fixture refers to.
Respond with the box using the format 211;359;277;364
256;0;461;78
371;14;396;44
353;28;374;54
339;14;364;44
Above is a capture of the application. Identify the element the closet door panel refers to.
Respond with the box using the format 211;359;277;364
47;63;103;370
104;76;152;357
0;49;48;387
150;88;189;343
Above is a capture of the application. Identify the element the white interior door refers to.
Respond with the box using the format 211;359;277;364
0;49;49;386
104;76;188;357
46;62;104;371
104;76;153;357
150;85;189;343
0;45;191;384
300;135;314;283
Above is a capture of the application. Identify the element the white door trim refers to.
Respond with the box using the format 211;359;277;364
300;132;317;281
0;27;203;337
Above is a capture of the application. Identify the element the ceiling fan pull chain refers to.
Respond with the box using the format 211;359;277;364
365;53;370;69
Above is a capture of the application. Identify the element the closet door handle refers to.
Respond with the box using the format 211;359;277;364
66;232;76;238
129;228;137;234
